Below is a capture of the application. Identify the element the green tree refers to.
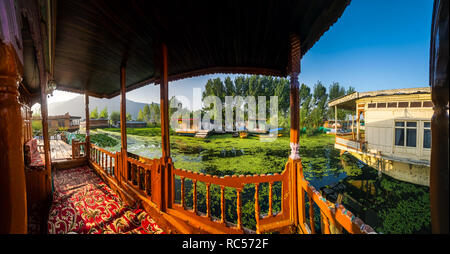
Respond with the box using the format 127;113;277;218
299;83;312;129
347;86;356;94
143;104;151;123
327;82;347;121
126;112;132;121
90;107;99;119
137;109;144;121
150;103;160;126
310;81;328;127
110;111;120;125
99;107;108;119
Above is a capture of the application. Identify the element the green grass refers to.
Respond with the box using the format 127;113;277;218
104;127;175;136
75;133;119;147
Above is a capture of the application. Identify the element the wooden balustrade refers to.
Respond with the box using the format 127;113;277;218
171;164;291;234
294;160;375;234
84;143;374;234
89;144;118;178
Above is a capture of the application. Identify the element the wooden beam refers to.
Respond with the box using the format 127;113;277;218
120;64;128;182
429;0;449;234
39;74;52;214
159;43;171;211
288;34;301;229
85;93;90;158
0;41;27;233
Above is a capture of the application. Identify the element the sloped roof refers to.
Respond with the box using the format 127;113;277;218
52;0;350;98
328;87;431;110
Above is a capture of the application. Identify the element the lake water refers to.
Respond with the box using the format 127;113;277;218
98;131;431;234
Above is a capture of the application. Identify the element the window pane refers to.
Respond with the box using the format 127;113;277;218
395;128;404;146
424;122;431;128
407;122;417;127
406;129;417;147
423;129;431;148
395;122;405;127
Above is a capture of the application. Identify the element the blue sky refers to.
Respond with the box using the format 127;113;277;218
48;0;434;108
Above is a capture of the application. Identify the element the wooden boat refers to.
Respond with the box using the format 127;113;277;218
239;132;248;139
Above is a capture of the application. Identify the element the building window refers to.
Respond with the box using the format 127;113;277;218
398;102;409;108
395;121;417;147
423;122;431;149
387;102;397;108
410;102;421;107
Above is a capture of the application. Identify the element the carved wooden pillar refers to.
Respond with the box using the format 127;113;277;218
0;41;27;233
40;75;52;198
120;64;128;182
159;43;171;211
429;0;449;234
288;34;302;228
85;93;90;160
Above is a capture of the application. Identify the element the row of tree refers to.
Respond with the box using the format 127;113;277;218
91;75;355;130
201;75;355;130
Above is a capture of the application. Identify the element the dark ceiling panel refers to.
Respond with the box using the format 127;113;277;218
53;0;350;98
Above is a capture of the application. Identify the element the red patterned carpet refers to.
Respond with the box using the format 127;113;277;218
48;166;164;234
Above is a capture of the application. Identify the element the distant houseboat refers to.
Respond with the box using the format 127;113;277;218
117;121;147;128
32;112;81;132
328;87;433;186
80;118;110;130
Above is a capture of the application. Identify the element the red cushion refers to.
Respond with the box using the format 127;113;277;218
25;139;45;170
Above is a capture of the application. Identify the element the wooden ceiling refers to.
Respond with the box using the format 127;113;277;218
51;0;350;98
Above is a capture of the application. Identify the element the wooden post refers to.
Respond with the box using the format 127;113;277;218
85;93;90;161
351;114;355;140
39;73;52;213
120;63;127;183
159;43;171;211
287;34;303;231
356;110;361;141
334;106;338;135
429;0;449;234
0;41;27;233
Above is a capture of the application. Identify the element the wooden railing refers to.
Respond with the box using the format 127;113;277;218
89;145;118;177
83;143;375;234
295;160;375;234
335;134;367;152
170;162;291;234
72;140;86;159
124;153;160;199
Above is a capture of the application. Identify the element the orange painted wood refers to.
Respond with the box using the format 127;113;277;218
268;182;273;217
236;188;242;230
159;43;171;212
220;186;225;224
193;180;198;214
308;195;316;234
173;168;282;188
85;93;90;157
0;41;27;233
180;177;185;208
206;183;211;219
255;183;260;233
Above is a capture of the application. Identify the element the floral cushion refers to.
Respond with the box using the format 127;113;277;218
24;139;45;170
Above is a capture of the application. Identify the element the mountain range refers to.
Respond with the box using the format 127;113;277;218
45;95;156;120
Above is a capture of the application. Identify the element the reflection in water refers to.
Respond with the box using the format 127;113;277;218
101;132;431;234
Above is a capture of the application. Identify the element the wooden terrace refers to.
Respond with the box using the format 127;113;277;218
0;0;447;234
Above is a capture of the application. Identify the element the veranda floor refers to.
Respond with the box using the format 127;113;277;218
47;166;164;234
